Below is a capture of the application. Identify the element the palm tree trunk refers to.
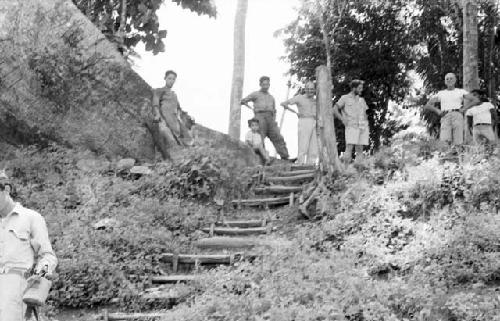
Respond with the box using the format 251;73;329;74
228;0;248;139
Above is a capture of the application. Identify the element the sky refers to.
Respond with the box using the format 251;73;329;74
133;0;301;157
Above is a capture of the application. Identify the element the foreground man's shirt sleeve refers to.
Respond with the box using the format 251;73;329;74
30;210;58;274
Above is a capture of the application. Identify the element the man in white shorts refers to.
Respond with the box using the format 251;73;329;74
425;73;468;145
333;80;369;163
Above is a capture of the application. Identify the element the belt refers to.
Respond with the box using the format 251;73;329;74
299;115;316;119
474;123;492;126
441;109;461;116
254;110;274;114
0;267;29;278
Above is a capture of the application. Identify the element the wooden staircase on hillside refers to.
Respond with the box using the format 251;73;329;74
102;163;317;321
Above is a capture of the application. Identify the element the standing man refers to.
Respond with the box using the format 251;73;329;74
333;80;370;163
152;70;193;147
463;89;497;145
424;73;468;145
0;170;57;321
281;81;318;165
241;76;291;161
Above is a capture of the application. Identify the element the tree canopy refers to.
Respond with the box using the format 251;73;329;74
280;0;500;149
73;0;217;55
281;0;418;150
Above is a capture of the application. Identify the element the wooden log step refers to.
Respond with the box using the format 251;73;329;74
161;253;256;265
278;169;316;177
254;185;303;195
195;237;265;250
231;196;290;207
266;173;315;184
201;226;269;236
103;310;167;321
291;164;316;171
218;219;266;228
151;275;196;284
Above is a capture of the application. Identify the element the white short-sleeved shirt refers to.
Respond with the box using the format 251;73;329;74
466;102;495;125
436;88;468;111
245;130;263;148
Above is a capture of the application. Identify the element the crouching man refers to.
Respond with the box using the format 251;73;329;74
0;171;57;321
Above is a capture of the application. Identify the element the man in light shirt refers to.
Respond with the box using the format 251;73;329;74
0;170;57;321
463;89;497;145
241;76;291;161
333;80;370;163
280;81;319;165
424;73;468;145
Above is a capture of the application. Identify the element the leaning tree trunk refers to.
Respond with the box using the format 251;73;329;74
228;0;248;139
316;65;341;174
462;0;479;144
119;0;127;38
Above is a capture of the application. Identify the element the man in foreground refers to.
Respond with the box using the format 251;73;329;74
0;170;57;321
280;81;318;165
333;80;370;163
241;76;291;161
424;73;468;145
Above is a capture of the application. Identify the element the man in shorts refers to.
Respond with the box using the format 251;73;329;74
424;73;468;145
333;80;369;163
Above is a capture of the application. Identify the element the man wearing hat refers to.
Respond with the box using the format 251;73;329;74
0;170;57;321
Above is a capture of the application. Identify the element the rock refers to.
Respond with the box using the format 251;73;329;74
76;158;111;172
94;218;120;230
129;166;153;175
116;158;135;171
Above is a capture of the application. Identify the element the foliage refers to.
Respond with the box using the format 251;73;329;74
138;146;255;204
163;137;500;321
72;0;217;55
2;142;251;309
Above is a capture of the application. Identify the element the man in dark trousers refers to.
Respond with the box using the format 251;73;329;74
241;76;291;161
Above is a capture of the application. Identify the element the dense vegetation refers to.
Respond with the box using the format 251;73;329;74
161;133;500;321
0;142;253;312
4;129;500;320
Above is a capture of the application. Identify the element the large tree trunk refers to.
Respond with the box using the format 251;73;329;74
228;0;248;139
462;0;479;90
487;3;497;104
462;0;479;143
316;65;341;174
119;0;127;35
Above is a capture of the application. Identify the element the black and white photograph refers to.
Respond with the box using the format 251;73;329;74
0;0;499;320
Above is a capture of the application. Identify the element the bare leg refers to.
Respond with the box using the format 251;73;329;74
355;145;364;162
344;144;354;163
